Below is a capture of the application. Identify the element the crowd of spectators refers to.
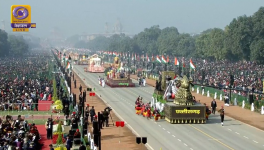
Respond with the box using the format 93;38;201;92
148;57;264;99
0;115;42;150
192;59;263;97
0;52;53;112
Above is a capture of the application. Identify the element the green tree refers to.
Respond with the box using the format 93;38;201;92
250;39;264;63
0;29;10;56
251;7;264;40
208;28;228;60
157;27;179;55
176;33;195;57
225;15;253;60
195;32;211;58
72;7;264;63
134;25;161;54
8;35;29;56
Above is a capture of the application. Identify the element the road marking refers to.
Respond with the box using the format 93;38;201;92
253;140;258;143
162;128;165;130
228;129;232;131
190;148;193;150
167;131;170;134
158;125;161;127
184;143;188;146
172;135;175;137
189;125;234;150
208;139;223;141
74;69;155;150
178;139;181;142
235;132;240;135
154;122;157;124
243;136;248;139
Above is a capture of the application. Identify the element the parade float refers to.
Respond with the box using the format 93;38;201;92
86;54;105;73
147;71;206;124
106;56;135;88
69;52;79;64
78;55;89;65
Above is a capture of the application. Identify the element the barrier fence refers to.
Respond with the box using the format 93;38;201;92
192;85;264;109
139;72;264;105
0;102;53;111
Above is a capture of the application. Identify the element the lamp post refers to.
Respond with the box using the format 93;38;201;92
128;51;130;68
134;53;136;73
128;51;130;74
142;51;145;69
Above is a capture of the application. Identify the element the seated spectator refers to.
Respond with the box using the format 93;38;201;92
74;129;81;138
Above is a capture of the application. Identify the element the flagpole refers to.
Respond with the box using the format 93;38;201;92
164;53;167;71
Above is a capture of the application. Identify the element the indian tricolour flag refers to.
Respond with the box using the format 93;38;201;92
161;55;167;63
156;55;161;63
174;57;179;65
147;55;150;62
190;59;195;70
66;62;70;69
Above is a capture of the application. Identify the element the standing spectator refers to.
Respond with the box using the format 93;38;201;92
66;136;72;150
90;106;95;122
74;79;76;88
45;118;53;139
79;84;82;92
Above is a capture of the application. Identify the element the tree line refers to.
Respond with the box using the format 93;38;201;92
74;7;264;63
0;29;29;57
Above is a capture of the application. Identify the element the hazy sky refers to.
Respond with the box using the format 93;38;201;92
0;0;263;38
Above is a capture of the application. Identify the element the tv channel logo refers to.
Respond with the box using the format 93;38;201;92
11;5;36;32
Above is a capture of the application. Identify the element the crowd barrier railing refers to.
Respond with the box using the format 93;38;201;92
0;102;53;112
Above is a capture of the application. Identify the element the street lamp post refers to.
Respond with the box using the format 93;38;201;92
134;53;136;73
142;51;145;69
128;51;130;68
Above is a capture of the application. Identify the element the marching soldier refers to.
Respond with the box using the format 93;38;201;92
218;106;225;126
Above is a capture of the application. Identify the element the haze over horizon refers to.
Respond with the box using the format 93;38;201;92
0;0;263;38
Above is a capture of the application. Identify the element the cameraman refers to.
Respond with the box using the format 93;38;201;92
103;108;110;127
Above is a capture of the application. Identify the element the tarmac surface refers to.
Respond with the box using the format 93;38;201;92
74;65;264;150
72;67;147;150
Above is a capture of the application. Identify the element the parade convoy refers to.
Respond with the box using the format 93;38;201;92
134;71;211;124
90;55;210;124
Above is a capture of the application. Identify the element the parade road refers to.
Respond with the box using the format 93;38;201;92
74;65;264;150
